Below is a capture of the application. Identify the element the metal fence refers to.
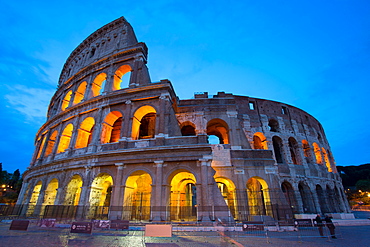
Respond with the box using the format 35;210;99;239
0;204;295;223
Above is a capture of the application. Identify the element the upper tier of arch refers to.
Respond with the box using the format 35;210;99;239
58;17;141;86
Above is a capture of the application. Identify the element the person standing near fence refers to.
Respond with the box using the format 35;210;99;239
324;215;336;239
314;214;324;237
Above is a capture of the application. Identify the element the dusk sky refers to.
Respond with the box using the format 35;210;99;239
1;0;369;173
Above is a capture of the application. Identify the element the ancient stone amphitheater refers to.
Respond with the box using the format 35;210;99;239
16;17;351;222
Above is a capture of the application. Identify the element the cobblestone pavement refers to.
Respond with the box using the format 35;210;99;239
0;222;369;247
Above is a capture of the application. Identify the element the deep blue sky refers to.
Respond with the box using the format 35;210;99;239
1;0;370;173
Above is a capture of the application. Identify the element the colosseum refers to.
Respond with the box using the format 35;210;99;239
16;17;352;223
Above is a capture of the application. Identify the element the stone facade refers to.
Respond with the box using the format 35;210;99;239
17;17;351;222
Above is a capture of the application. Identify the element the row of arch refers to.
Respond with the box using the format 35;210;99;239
24;169;345;220
35;105;157;160
59;65;132;112
25;170;270;220
281;181;346;214
253;132;333;171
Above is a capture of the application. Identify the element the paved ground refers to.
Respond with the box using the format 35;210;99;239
0;221;369;247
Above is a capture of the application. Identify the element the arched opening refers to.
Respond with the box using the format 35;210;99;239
75;117;95;149
298;182;315;213
313;142;322;165
88;173;113;219
316;185;329;214
91;73;107;97
281;182;298;214
169;170;197;221
43;178;58;206
131;105;156;140
73;81;87;105
326;185;337;213
268;119;279;132
64;175;83;206
246;177;271;216
36;135;47;159
113;65;131;90
61;90;72;111
206;118;229;144
57;124;74;153
322;148;332;172
27;181;42;215
44;130;58;157
272;136;284;163
302;140;312;163
216;177;237;219
123;171;152;221
288;137;300;165
253;132;268;150
180;122;196;136
101;111;123;143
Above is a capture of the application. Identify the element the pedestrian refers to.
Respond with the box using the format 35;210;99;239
324;215;336;239
314;214;324;237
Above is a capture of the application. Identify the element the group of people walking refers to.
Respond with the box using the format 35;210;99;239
314;214;336;238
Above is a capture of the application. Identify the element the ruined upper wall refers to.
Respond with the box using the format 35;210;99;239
58;17;139;86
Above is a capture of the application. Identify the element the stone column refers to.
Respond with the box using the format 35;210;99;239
109;163;125;220
151;160;164;221
76;166;92;219
311;188;322;214
197;158;212;222
122;100;133;140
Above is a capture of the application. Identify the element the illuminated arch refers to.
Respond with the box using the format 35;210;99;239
253;132;267;150
101;111;123;143
57;123;74;153
180;121;196;136
215;177;237;219
322;148;332;172
61;90;72;111
44;130;58;157
206;118;229;144
123;170;152;221
302;140;313;163
168;170;197;221
131;105;157;140
313;142;322;164
73;81;87;105
246;177;271;216
64;175;83;206
91;73;107;97
27;181;42;215
75;117;95;149
43;178;59;206
113;65;131;90
89;173;113;207
36;134;47;159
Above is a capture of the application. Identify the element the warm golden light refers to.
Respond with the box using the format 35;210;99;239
75;117;95;149
131;105;156;140
91;73;107;97
57;123;74;153
113;65;131;90
61;90;73;111
73;81;87;105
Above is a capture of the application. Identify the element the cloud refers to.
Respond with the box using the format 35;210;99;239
4;85;54;123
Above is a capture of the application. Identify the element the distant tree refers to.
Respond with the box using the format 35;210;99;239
9;169;20;187
356;180;370;192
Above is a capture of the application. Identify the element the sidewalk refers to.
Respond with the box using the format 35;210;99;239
0;220;369;247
